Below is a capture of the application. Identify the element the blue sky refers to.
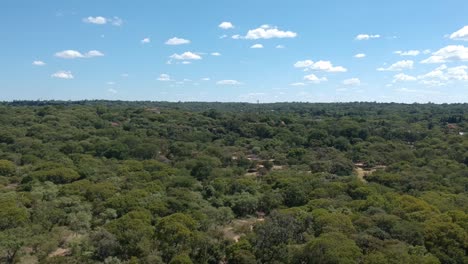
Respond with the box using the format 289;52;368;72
1;0;468;103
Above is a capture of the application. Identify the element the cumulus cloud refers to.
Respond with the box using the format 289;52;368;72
342;78;361;86
157;74;171;81
304;74;327;83
141;38;150;44
290;82;306;86
51;70;73;79
250;44;264;49
232;34;242;39
83;16;122;26
354;53;366;58
217;80;242;85
211;52;221;56
377;60;414;71
219;22;234;29
276;45;285;49
418;64;468;82
394;50;420;56
32;60;46;66
393;73;417;82
83;16;107;24
420;45;468;63
85;50;104;58
295;60;347;72
55;50;104;59
449;25;468;41
170;52;202;60
244;25;297;39
107;88;118;94
355;34;380;40
165;37;190;45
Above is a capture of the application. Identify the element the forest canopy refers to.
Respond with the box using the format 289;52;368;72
0;101;466;264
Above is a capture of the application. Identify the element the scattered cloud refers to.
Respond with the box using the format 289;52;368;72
355;34;380;40
418;64;468;82
219;34;228;39
219;22;234;29
394;50;420;56
449;25;468;41
211;52;221;56
181;61;192;64
232;34;242;39
170;52;202;60
165;37;190;45
304;74;327;83
55;50;104;59
276;45;285;49
106;81;115;85
250;44;264;49
107;88;118;94
420;45;468;63
201;77;210;81
217;80;242;85
121;73;129;78
141;38;151;44
393;73;417;82
83;16;122;26
32;60;46;66
244;25;297;39
377;60;414;71
343;78;361;86
83;16;107;24
295;60;347;72
85;50;104;58
51;70;73;79
290;82;306;86
157;74;171;81
354;53;366;58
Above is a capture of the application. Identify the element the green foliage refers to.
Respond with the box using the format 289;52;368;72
0;102;466;263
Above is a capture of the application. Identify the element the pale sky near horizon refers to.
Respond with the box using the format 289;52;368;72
1;0;468;103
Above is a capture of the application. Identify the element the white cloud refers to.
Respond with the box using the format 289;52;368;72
290;82;306;86
421;45;468;63
377;60;414;71
219;22;234;29
51;70;73;79
423;49;431;54
294;60;347;72
232;34;242;39
107;88;118;94
85;50;104;58
141;38;151;44
83;16;122;26
219;34;228;39
355;34;380;40
170;52;202;60
342;78;361;86
121;73;129;77
110;17;123;26
354;53;366;58
55;50;84;59
245;25;297;39
294;60;314;68
276;45;285;49
449;25;468;41
304;74;327;83
211;52;221;56
32;60;46;66
157;74;171;81
418;64;468;82
250;44;264;49
106;81;115;85
217;80;242;85
165;37;190;45
181;61;192;64
393;73;417;82
394;50;420;56
55;50;103;59
83;16;107;24
201;77;210;81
